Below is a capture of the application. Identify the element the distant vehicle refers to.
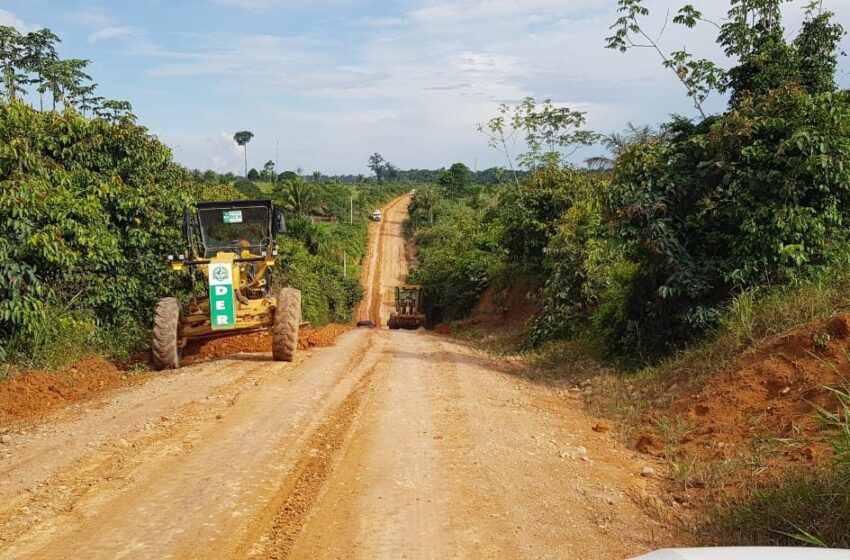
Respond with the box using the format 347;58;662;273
371;210;382;221
387;285;425;330
634;548;850;560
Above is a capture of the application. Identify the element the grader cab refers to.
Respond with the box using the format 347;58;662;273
387;285;425;330
151;200;302;370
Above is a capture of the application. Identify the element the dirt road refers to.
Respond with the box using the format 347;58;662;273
0;196;679;559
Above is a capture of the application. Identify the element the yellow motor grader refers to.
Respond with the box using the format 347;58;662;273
387;285;425;330
151;200;302;370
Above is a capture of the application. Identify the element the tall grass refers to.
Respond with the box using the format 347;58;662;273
1;303;148;380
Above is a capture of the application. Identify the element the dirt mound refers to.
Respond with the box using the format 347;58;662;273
300;324;351;349
0;357;137;427
641;314;850;503
1;325;351;427
182;324;351;365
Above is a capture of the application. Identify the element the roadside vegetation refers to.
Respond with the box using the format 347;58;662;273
406;0;850;548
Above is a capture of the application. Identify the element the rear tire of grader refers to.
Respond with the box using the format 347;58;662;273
152;297;182;371
273;287;302;362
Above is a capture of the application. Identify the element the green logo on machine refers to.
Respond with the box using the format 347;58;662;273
223;210;243;224
209;264;236;329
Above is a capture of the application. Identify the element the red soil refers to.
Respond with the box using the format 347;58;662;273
0;357;146;427
640;314;850;502
182;324;351;365
0;324;351;428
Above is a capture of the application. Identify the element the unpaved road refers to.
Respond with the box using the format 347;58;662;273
0;196;680;559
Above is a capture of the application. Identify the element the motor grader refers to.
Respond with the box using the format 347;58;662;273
151;200;302;370
387;285;425;330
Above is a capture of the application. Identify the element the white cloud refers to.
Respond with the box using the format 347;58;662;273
0;9;38;33
131;0;850;174
88;26;139;43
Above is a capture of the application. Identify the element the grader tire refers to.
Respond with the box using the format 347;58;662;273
152;297;182;371
388;314;400;330
273;288;302;362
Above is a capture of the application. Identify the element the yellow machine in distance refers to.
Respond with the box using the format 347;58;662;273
387;285;425;330
151;200;302;370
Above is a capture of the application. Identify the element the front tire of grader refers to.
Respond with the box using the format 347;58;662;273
388;313;400;330
273;287;302;362
152;297;182;371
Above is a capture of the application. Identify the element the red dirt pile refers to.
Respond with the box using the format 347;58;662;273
0;357;137;427
639;314;850;504
182;324;351;365
1;325;351;427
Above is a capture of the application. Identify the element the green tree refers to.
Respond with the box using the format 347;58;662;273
0;26;25;102
585;123;657;171
247;168;260;181
233;130;254;176
438;163;473;197
411;185;442;225
275;179;325;217
263;160;275;182
368;153;385;183
478;98;599;178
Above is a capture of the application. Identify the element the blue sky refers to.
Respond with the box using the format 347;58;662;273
2;1;849;175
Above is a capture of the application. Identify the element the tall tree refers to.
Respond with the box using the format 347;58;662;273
438;163;473;197
368;153;385;183
233;131;254;177
0;26;25;102
22;28;59;111
263;160;275;181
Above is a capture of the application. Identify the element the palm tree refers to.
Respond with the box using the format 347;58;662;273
233;131;254;177
276;180;325;217
585;123;657;171
413;185;441;225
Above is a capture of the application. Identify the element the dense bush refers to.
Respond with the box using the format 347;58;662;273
601;86;850;362
0;101;194;362
275;236;362;326
409;202;505;324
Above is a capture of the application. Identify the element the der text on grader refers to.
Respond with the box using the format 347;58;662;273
151;200;302;370
387;285;425;330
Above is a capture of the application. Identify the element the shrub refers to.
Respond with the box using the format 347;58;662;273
409;202;505;324
0;102;194;361
602;86;850;362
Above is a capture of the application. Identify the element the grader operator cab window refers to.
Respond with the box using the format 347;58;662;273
197;205;271;257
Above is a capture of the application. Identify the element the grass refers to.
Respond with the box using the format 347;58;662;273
705;467;850;548
1;304;149;379
570;274;850;425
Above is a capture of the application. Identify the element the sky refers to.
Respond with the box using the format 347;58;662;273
2;0;849;176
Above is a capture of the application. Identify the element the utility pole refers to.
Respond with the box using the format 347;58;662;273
343;252;347;278
349;195;353;225
274;137;279;186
